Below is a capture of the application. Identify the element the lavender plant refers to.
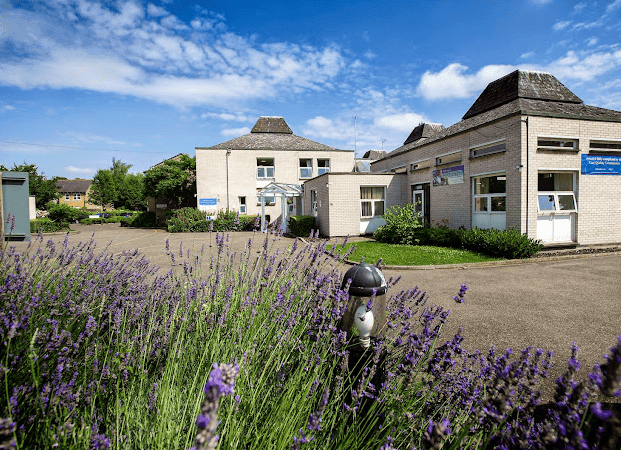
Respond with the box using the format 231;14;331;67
1;229;620;449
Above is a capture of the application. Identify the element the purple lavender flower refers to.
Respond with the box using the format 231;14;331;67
0;418;16;449
453;283;469;303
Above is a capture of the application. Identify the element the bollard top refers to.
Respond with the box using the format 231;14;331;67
341;263;387;296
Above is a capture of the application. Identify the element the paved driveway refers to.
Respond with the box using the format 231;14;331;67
8;224;621;398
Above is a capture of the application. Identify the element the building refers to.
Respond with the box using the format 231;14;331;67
305;70;621;246
196;116;355;224
56;179;100;210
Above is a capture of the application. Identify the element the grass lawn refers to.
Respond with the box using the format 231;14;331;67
335;241;502;265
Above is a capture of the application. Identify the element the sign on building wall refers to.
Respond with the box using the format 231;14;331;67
199;198;218;206
581;154;621;175
432;165;464;186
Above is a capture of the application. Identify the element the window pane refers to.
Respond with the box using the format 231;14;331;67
300;167;313;178
361;187;371;199
491;196;506;212
488;176;506;194
361;201;372;217
538;194;556;211
474;197;488;212
554;173;573;191
266;167;274;178
558;194;576;211
475;178;489;194
299;159;312;168
372;187;385;199
317;159;329;168
375;201;384;216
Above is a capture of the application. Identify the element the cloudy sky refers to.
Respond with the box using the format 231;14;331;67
1;0;620;178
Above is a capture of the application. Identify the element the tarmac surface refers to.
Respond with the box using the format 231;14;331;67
7;223;621;400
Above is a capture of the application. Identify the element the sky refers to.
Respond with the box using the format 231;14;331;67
1;0;620;179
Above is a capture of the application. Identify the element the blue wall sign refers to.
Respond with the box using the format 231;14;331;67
582;154;621;175
199;198;217;206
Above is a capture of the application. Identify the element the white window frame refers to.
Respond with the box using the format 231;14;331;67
472;174;507;214
360;186;386;218
65;194;71;200
436;150;462;166
410;159;431;172
537;137;579;151
589;139;621;152
537;172;577;214
310;190;318;216
299;158;313;178
239;196;246;214
470;139;507;158
257;158;275;179
73;193;81;200
317;159;330;175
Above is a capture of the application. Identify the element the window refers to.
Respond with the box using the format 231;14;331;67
257;158;275;179
470;141;506;158
360;186;385;218
410;159;431;172
317;159;330;175
299;159;313;178
538;138;578;151
473;175;506;212
73;193;81;200
590;140;621;152
537;173;577;213
310;190;318;216
436;151;461;166
65;194;70;200
239;196;246;214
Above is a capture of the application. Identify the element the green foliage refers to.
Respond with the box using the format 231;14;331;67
411;225;463;248
79;218;105;225
1;162;60;208
90;169;117;209
143;155;196;209
122;173;146;210
459;227;543;259
29;218;70;233
119;211;157;228
288;215;317;237
46;203;88;223
166;208;259;232
372;203;424;245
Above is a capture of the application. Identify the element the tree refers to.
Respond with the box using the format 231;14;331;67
1;162;60;209
90;169;117;210
123;173;146;210
143;155;196;209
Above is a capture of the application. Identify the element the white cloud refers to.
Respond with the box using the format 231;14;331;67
607;0;621;12
573;2;588;13
374;113;428;133
1;105;15;112
221;127;250;136
520;51;535;59
530;0;552;5
66;166;95;174
540;49;621;81
553;20;572;31
586;37;598;46
201;112;252;121
62;131;125;146
416;63;514;100
364;51;377;59
304;116;349;140
0;0;347;108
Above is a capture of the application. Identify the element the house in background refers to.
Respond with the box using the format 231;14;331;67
56;179;101;210
196;116;354;225
306;70;621;246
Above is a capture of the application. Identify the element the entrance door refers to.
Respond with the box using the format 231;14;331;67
536;173;577;244
412;184;430;224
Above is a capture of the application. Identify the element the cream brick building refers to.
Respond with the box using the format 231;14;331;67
196;117;354;223
306;70;621;246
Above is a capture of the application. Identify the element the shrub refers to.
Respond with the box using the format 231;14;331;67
46;202;88;223
1;232;619;449
288;215;317;237
166;208;260;233
79;218;105;225
120;211;157;228
373;203;423;245
460;227;543;259
29;218;70;233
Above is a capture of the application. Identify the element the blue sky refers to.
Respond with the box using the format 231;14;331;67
1;0;620;178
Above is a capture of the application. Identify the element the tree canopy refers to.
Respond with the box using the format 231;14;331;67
143;155;196;209
89;169;117;210
0;162;60;209
89;158;146;210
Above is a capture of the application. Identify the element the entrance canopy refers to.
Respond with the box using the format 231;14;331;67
257;182;303;232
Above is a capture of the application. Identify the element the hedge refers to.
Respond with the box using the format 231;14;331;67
288;215;317;237
29;218;70;233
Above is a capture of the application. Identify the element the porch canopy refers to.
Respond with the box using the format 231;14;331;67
256;182;303;232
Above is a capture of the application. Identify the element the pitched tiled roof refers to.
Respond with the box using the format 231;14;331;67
203;116;341;151
463;70;582;120
56;179;92;193
361;150;387;160
403;123;446;145
251;116;293;134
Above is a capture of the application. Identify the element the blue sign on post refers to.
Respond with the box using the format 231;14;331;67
199;198;218;206
581;154;621;175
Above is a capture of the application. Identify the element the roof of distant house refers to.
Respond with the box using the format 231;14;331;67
403;123;446;146
378;70;621;163
202;116;349;152
56;179;92;193
361;150;387;160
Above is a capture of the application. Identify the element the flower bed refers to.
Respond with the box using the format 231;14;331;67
0;231;619;449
